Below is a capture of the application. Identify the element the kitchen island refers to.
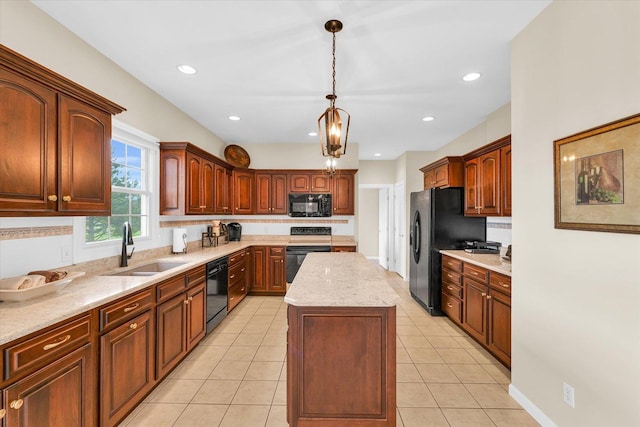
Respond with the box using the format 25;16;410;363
285;252;399;427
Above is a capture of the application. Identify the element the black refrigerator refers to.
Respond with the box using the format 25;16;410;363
409;188;486;315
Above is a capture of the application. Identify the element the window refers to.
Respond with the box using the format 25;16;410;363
85;122;157;244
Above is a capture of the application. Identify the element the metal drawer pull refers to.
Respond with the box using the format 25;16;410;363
487;295;492;300
241;268;245;272
43;334;71;351
230;274;235;279
481;292;487;297
129;323;138;330
241;287;245;292
0;408;6;418
188;296;193;301
184;299;189;305
447;286;453;290
10;399;23;410
447;303;453;308
447;274;453;279
471;271;478;276
123;303;139;313
499;282;509;288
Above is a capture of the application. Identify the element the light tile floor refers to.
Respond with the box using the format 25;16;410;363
121;270;539;427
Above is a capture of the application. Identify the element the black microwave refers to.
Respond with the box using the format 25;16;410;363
288;193;332;217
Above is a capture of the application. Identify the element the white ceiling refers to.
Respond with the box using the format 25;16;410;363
32;0;550;161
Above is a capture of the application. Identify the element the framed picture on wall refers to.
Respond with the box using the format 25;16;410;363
553;113;640;234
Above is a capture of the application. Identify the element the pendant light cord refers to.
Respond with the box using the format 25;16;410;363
331;31;336;109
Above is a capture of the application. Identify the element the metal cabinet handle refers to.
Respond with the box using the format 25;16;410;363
188;296;193;301
447;274;453;279
43;334;71;351
487;295;492;300
447;286;453;290
481;292;487;297
447;303;453;308
10;399;24;410
499;282;509;288
230;274;235;279
241;287;245;292
471;271;479;276
123;303;139;313
0;408;6;418
62;195;72;202
129;322;138;330
241;268;245;272
48;195;58;201
184;299;189;305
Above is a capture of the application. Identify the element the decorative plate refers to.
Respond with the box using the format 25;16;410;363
0;271;85;302
224;144;251;168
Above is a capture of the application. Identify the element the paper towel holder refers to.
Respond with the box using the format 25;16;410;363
172;228;188;254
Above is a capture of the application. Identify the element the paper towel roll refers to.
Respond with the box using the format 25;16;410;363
172;228;187;253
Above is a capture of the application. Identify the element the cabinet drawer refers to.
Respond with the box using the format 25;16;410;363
228;281;246;312
463;263;488;284
156;275;186;303
442;255;462;272
5;315;91;380
100;289;153;331
228;249;247;265
441;293;462;324
442;281;462;299
229;259;247;287
186;265;205;287
442;268;461;286
269;246;285;256
490;272;511;295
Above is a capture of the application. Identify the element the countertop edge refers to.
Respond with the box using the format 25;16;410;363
439;250;512;277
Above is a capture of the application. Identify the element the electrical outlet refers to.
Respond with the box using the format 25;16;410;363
563;382;575;408
61;246;72;264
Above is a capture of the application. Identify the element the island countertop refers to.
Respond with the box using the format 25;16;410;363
284;252;400;307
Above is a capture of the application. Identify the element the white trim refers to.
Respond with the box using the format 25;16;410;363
509;384;558;427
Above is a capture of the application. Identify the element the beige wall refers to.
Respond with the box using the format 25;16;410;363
357;189;379;258
358;160;396;185
0;1;226;155
511;2;640;426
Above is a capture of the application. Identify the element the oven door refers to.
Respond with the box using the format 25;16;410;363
286;245;331;283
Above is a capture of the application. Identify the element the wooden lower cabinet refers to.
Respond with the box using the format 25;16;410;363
462;277;489;343
287;305;396;426
249;246;286;295
331;245;357;252
487;288;511;366
4;344;94;426
100;311;154;427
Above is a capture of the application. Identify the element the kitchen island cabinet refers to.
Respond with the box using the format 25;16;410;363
285;253;398;426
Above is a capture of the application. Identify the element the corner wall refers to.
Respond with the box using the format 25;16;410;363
511;2;640;426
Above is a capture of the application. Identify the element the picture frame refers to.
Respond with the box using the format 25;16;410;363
554;113;640;234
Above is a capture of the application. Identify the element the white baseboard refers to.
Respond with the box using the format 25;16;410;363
509;384;557;427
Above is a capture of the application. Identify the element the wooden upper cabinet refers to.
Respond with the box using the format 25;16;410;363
0;45;124;216
332;173;355;215
420;156;464;190
463;136;511;217
160;142;231;215
233;169;255;214
289;173;331;193
185;151;214;214
256;172;287;214
500;145;512;216
214;163;232;214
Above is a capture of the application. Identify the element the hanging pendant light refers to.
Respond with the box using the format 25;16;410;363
318;19;350;159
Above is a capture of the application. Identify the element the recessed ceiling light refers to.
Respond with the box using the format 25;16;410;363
462;72;481;82
422;116;435;122
374;153;382;157
308;132;318;137
228;115;240;121
177;64;197;75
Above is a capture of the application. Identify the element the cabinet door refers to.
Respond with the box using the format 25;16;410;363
202;159;215;214
487;289;511;366
310;174;331;193
434;164;450;188
267;247;286;292
186;283;206;351
59;95;112;214
0;68;57;214
271;174;288;214
186;152;203;214
156;293;187;379
159;149;186;215
100;311;154;427
255;173;272;214
332;174;354;215
423;169;435;189
5;344;94;427
289;174;310;192
233;170;254;214
250;246;267;292
478;151;501;215
500;145;512;216
214;164;232;214
462;278;487;343
464;159;479;215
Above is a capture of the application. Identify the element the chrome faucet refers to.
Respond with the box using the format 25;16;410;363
120;221;135;267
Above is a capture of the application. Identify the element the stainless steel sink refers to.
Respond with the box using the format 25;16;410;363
106;261;186;277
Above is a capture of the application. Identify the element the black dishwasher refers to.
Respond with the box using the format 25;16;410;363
206;257;228;333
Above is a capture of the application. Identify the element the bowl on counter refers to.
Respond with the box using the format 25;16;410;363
0;271;85;302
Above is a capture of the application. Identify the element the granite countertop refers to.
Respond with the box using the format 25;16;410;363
439;250;512;276
284;252;399;307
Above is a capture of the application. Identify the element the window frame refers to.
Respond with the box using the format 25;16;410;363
73;120;160;261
